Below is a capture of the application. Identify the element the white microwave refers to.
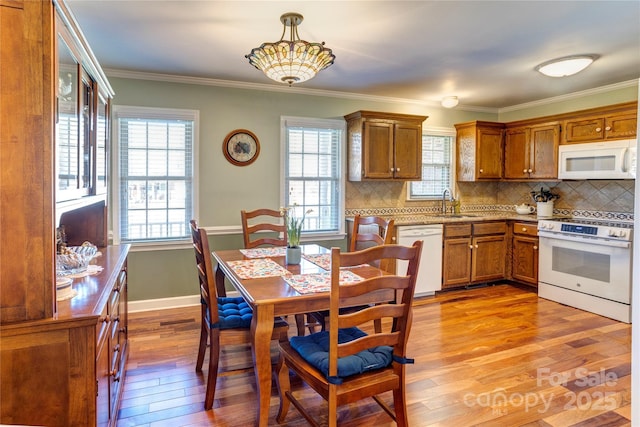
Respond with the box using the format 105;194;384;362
558;139;637;180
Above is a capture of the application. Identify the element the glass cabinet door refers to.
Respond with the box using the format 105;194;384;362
56;35;80;201
95;93;109;194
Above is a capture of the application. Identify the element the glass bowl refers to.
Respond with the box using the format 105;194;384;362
56;244;97;275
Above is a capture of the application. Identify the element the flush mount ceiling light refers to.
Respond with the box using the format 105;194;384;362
441;96;459;108
535;54;598;77
245;12;335;86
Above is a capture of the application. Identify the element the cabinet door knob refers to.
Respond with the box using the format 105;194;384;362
390;168;394;172
523;169;527;173
469;245;474;250
528;169;533;173
605;126;611;131
479;169;484;173
396;167;400;172
595;127;602;132
475;244;479;249
533;246;538;250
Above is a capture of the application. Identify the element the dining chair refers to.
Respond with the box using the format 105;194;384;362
349;214;395;272
307;214;396;333
240;209;318;336
275;241;423;426
190;219;289;410
240;208;288;248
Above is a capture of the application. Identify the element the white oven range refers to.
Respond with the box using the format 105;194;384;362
537;218;633;323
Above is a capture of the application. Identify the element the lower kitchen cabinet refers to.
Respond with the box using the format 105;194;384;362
443;221;507;289
0;245;129;427
511;221;539;287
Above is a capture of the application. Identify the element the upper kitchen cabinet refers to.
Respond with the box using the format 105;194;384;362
55;4;113;203
455;121;504;181
345;111;428;181
561;103;637;144
504;123;559;180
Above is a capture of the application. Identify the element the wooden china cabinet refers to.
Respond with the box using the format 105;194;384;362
0;1;128;426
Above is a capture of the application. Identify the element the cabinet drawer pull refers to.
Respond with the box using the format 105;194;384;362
522;227;527;232
595;127;602;132
605;126;611;131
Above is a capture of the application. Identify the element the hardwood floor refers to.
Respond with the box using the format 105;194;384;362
117;284;631;426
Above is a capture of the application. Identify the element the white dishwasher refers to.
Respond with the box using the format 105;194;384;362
396;224;443;296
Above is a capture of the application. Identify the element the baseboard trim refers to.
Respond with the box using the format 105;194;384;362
128;291;240;313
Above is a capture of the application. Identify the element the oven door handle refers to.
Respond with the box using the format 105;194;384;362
538;232;631;249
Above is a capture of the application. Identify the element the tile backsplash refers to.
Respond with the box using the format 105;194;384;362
346;180;635;219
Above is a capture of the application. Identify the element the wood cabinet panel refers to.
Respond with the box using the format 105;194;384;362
512;236;538;286
504;127;530;179
362;121;394;178
472;235;506;282
345;111;427;181
504;124;558;180
442;237;472;288
393;121;422;179
455;121;504;181
511;221;538;287
443;221;506;288
0;0;54;323
562;109;637;144
0;245;129;427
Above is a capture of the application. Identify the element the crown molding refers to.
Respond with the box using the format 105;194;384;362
104;69;637;114
103;68;496;114
498;79;639;113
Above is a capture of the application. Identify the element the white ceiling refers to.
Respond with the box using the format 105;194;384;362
66;0;640;110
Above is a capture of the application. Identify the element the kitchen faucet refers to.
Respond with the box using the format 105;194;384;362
442;188;454;214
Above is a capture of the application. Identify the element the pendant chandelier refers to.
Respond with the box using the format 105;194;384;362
245;13;335;86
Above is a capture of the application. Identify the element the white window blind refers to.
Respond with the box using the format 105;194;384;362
409;130;455;199
282;117;344;236
114;106;197;243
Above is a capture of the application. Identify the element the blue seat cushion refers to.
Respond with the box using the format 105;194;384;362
289;327;393;380
209;296;252;329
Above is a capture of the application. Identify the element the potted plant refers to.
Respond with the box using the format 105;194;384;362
280;204;312;264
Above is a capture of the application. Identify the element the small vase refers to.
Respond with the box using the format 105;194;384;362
286;246;302;265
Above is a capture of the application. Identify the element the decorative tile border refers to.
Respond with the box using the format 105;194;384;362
346;205;634;223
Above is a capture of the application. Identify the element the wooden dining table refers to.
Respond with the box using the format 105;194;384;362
211;244;393;427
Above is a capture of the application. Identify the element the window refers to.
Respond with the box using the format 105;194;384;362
409;128;455;199
281;117;345;238
113;106;198;244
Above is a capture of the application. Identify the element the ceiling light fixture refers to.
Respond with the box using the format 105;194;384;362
441;96;459;109
535;54;598;77
245;12;335;86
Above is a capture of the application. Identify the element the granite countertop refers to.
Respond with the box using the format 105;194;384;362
391;211;563;226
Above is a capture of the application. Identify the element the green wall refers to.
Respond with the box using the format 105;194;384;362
109;76;638;303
